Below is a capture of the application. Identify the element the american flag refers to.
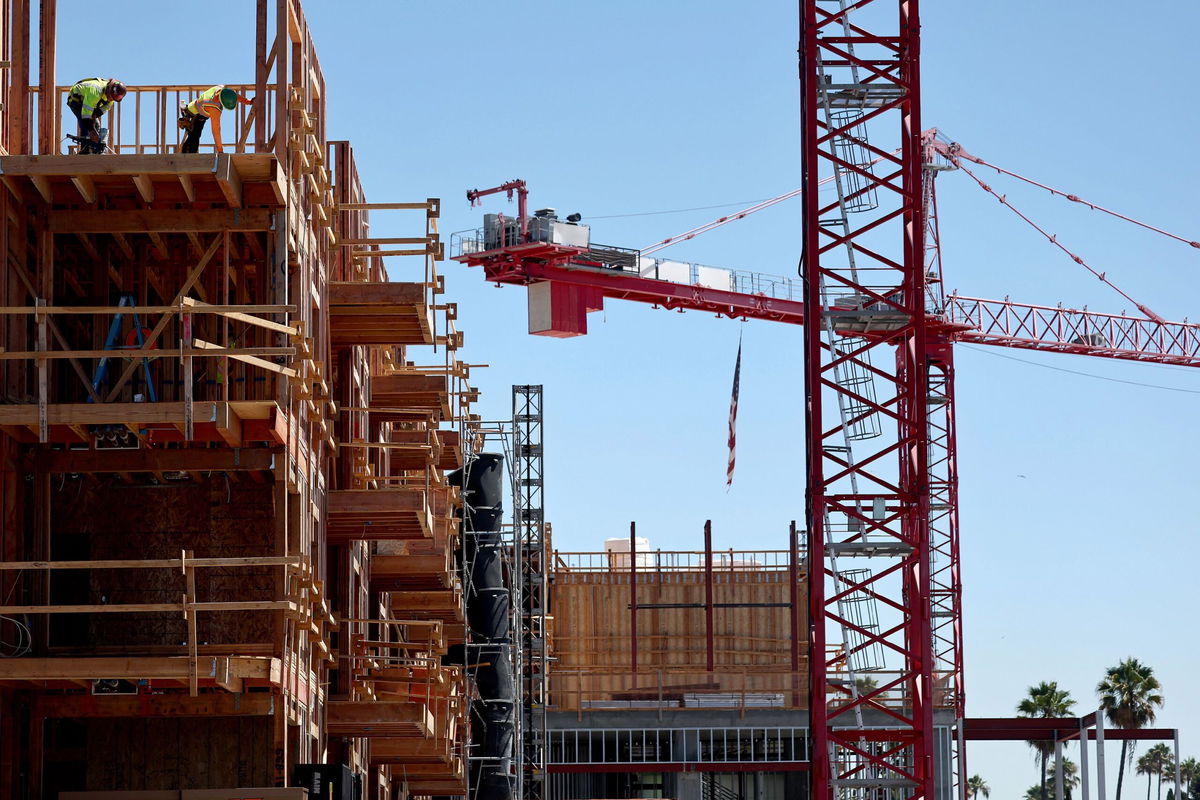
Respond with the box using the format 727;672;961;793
726;337;742;486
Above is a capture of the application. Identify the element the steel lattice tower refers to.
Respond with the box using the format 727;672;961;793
512;385;548;800
800;2;937;800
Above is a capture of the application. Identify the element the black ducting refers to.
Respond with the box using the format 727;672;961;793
470;644;514;701
458;453;515;800
462;452;504;508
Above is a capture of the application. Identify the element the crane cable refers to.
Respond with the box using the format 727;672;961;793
950;157;1168;324
947;150;1200;251
639;149;901;257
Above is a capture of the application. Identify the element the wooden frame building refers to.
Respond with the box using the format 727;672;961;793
0;2;477;798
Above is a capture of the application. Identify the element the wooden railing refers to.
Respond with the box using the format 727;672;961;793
31;83;276;155
0;553;328;695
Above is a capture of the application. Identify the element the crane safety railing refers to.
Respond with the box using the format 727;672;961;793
31;83;275;156
552;548;801;573
943;294;1200;365
453;227;911;310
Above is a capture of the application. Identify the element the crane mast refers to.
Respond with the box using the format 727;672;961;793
800;4;936;800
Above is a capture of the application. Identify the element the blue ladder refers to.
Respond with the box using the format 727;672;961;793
89;295;158;403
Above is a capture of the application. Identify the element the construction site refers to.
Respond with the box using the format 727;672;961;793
0;2;1194;800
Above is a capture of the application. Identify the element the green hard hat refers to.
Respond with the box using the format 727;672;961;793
219;88;238;110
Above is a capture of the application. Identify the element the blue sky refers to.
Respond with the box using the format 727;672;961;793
58;2;1199;799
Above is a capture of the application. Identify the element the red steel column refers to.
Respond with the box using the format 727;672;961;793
704;519;715;674
629;521;638;675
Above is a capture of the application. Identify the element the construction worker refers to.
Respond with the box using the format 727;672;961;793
66;78;126;154
178;86;252;153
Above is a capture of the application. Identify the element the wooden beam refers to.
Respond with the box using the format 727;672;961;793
215;152;243;208
132;173;154;203
37;0;57;154
147;231;169;259
0;600;297;614
73;232;100;261
214;401;243;447
70;174;96;204
336;202;434;211
111;231;135;260
0;655;278;682
0;400;230;426
192;337;298;378
28;174;51;203
0;153;256;176
48;209;271;233
178;172;196;202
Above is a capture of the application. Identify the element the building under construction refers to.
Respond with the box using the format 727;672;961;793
0;2;1190;800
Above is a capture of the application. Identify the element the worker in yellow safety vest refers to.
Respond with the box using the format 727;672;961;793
66;78;127;154
178;86;253;153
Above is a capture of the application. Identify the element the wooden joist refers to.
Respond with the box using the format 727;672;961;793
325;700;434;738
370;553;455;591
327;488;433;542
371;373;451;420
0;153;284;208
387;588;465;624
328;281;433;346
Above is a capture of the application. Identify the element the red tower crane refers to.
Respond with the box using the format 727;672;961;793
453;4;1200;800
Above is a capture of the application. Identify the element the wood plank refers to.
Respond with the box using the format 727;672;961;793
0;401;221;426
0;656;278;683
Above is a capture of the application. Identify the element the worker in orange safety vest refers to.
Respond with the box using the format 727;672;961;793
178;86;253;153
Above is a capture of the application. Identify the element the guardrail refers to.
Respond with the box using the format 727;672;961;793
32;83;274;155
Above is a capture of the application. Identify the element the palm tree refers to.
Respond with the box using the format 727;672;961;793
1140;752;1159;800
1142;744;1175;800
1098;659;1165;800
1018;681;1077;800
1179;757;1200;800
967;774;990;800
1047;757;1081;800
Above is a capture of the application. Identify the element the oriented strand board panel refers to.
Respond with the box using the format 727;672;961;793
42;716;272;795
50;481;276;648
550;568;807;710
